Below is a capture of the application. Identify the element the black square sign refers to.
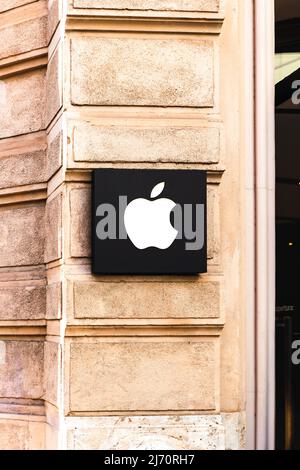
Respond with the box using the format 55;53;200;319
92;169;207;275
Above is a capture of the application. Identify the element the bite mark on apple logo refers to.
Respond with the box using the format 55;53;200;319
124;182;178;250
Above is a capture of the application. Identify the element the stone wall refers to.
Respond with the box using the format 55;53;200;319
0;0;246;449
0;0;49;450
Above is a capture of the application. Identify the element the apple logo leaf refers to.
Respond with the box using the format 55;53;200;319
150;182;165;199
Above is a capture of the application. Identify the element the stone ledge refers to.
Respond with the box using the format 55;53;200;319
0;325;46;335
0;266;46;282
0;1;38;14
0;48;48;79
65;325;224;337
0;183;47;206
0;1;47;28
0;2;48;61
66;16;224;34
64;169;225;181
0;398;45;417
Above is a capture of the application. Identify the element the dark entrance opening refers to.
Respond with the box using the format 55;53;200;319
275;0;300;450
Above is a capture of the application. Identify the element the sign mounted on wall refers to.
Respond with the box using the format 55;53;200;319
92;169;207;275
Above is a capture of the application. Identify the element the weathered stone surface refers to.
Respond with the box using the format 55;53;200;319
0;340;44;398
48;0;61;42
46;422;59;451
46;130;62;180
69;340;216;411
207;185;220;261
66;415;225;450
222;412;246;450
0;1;38;13
72;280;220;319
70;188;91;258
0;284;46;320
0;149;46;189
0;16;47;60
0;70;46;139
46;282;61;319
0;419;44;450
0;132;46;189
66;413;245;450
44;194;62;263
71;38;214;107
44;341;60;405
73;123;220;164
73;0;219;12
45;47;62;126
0;205;45;267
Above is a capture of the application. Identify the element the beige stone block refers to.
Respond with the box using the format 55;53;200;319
73;123;220;164
48;0;61;42
0;0;38;13
0;133;46;189
0;283;46;320
0;205;45;267
46;282;61;319
0;150;46;189
44;193;62;263
207;185;220;261
0;340;44;398
72;280;220;319
66;415;225;450
44;342;60;405
45;46;62;127
0;16;47;60
0;70;46;139
45;422;59;450
70;188;91;258
46;130;62;180
0;419;45;450
71;38;214;107
222;412;246;450
69;339;216;411
73;0;219;12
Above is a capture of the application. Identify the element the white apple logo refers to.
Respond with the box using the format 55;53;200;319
124;182;178;250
